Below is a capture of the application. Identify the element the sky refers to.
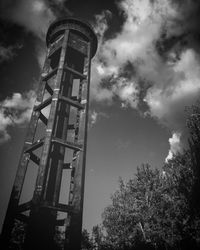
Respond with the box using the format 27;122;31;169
0;0;200;232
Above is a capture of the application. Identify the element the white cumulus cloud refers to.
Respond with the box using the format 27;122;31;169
91;0;200;160
0;91;36;144
165;132;182;162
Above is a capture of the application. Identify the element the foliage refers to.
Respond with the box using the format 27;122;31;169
82;229;94;250
187;104;200;211
99;160;200;249
91;225;113;250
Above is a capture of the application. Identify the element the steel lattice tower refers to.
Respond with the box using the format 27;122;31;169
1;17;97;250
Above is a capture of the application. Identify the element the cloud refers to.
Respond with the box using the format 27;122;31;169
145;49;200;129
0;44;23;63
94;10;112;39
0;91;36;144
0;0;56;40
91;0;200;159
91;0;176;104
0;0;71;67
90;111;98;126
113;78;139;109
89;110;109;128
35;42;47;69
0;0;71;41
165;132;182;162
0;45;15;62
144;48;200;159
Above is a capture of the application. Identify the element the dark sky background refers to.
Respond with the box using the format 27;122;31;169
0;0;200;232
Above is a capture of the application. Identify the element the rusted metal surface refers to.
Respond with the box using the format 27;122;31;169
1;18;97;250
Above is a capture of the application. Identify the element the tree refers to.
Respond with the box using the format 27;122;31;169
97;104;200;250
187;104;200;211
81;229;94;250
100;157;200;250
91;225;113;250
101;165;163;249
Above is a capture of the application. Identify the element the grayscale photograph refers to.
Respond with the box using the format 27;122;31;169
0;1;200;249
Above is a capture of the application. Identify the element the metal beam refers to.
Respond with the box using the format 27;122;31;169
59;95;85;110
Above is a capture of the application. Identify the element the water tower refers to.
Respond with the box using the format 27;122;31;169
1;17;97;250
